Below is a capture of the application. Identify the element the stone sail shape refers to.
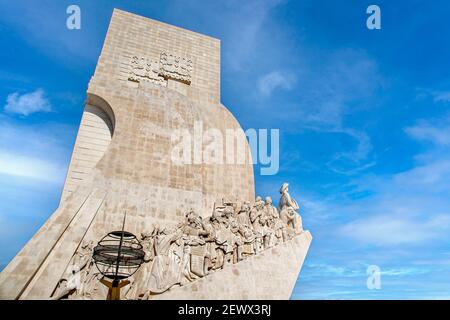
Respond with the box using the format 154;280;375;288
0;9;311;300
60;104;114;202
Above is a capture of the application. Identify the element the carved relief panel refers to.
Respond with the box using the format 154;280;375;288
160;52;193;84
128;56;166;85
127;52;193;87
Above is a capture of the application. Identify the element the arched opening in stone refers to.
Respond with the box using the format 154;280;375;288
60;95;115;201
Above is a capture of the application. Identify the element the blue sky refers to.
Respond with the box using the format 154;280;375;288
1;0;450;299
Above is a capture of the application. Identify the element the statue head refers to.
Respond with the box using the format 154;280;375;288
152;223;161;235
163;225;177;235
279;182;289;194
241;202;250;212
255;197;264;210
265;196;272;205
185;209;197;223
140;230;152;240
71;265;80;274
224;206;234;217
213;207;224;218
175;228;184;237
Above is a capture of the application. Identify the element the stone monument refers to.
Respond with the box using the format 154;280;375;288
0;9;312;300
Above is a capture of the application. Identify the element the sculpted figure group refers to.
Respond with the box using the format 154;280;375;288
53;183;303;300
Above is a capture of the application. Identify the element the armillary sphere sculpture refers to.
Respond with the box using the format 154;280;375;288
93;214;145;300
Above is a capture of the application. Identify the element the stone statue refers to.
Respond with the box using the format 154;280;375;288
278;183;303;235
223;206;244;263
126;229;156;299
264;196;286;244
147;227;184;294
52;265;82;300
182;209;209;237
207;207;227;269
237;223;256;257
52;239;94;300
236;202;251;228
181;210;211;278
250;196;271;252
207;206;236;268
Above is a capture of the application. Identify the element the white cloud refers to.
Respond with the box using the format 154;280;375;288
220;0;286;71
415;88;450;103
258;71;296;96
394;160;450;190
0;150;65;183
432;91;450;103
335;153;450;246
167;0;286;72
305;263;349;276
4;89;52;116
339;214;450;246
164;0;384;179
262;49;382;176
380;267;429;277
0;118;74;184
292;48;383;131
405;116;450;146
326;129;375;175
304;263;428;278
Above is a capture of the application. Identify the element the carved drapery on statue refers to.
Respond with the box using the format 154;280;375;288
53;183;303;300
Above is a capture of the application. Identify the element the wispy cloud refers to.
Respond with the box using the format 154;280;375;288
304;263;428;278
381;267;430;277
4;89;52;116
415;88;450;104
0;117;74;183
326;129;375;175
432;91;450;102
339;214;450;246
258;71;296;96
405;115;450;146
294;48;383;131
167;0;287;72
305;263;353;277
219;0;286;71
0;151;65;183
394;159;450;191
332;116;450;246
0;115;75;266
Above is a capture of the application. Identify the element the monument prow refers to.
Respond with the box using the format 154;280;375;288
152;232;312;300
0;9;311;300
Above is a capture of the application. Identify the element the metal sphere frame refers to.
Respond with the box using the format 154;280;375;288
92;213;145;300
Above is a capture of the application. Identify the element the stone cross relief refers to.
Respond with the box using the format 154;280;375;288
52;183;303;300
128;52;193;86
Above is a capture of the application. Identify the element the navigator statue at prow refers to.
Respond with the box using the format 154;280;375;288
0;9;311;300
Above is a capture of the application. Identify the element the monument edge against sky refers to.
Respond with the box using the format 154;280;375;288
0;8;311;300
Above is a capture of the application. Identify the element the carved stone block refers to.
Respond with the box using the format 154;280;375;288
160;52;193;84
128;56;166;85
